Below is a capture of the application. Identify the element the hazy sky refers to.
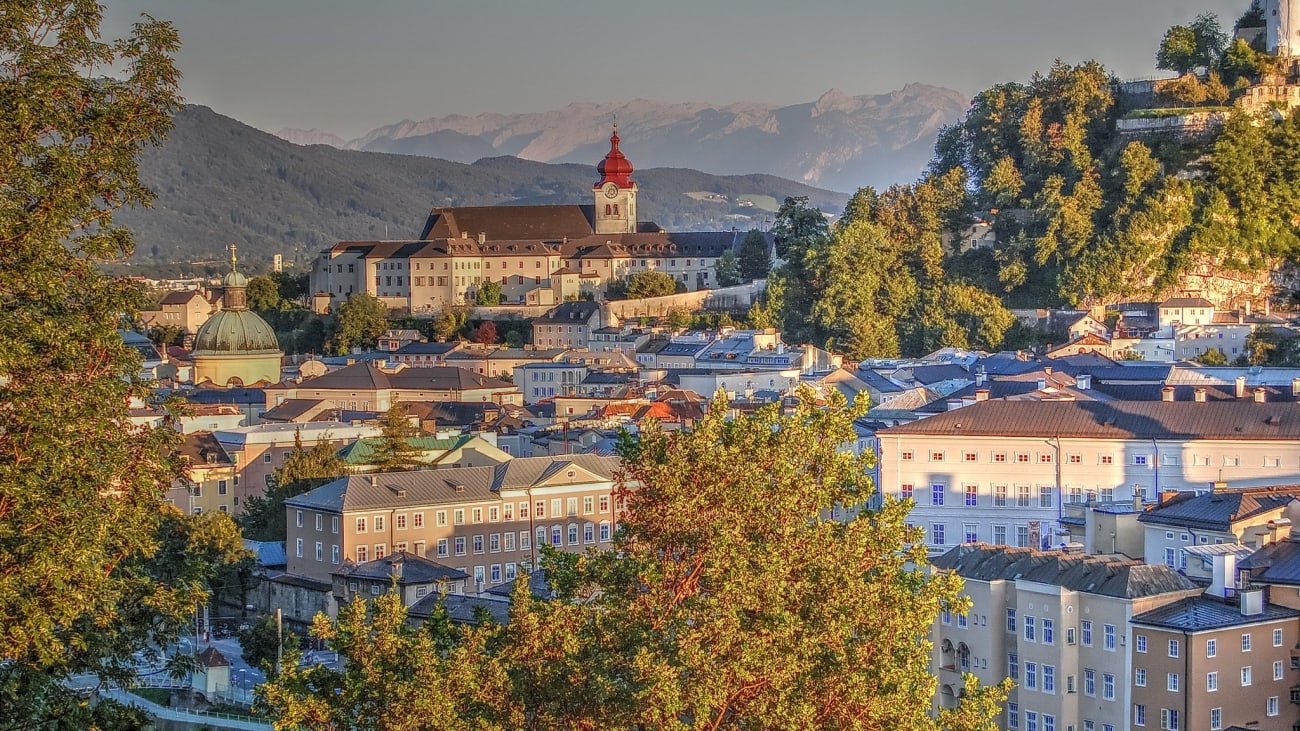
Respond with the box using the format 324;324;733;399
102;0;1245;139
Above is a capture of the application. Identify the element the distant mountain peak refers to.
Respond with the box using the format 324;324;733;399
271;85;970;191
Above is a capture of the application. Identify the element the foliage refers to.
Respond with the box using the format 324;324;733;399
0;3;197;726
240;615;299;675
1157;14;1226;75
1222;38;1264;85
272;271;310;304
247;275;282;312
475;280;503;306
736;229;772;281
149;324;184;346
607;270;680;300
713;249;742;287
666;308;693;331
431;306;470;342
474;320;499;344
373;401;423;472
152;508;259;613
239;431;347;542
1193;348;1229;365
328;293;389;354
1243;328;1300;366
258;391;1010;729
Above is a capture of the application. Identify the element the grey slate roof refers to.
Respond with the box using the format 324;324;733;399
537;301;602;323
285;453;620;513
294;362;514;392
406;591;511;625
880;400;1300;441
932;544;1198;599
1238;538;1300;585
1131;595;1300;631
1137;487;1300;531
334;552;467;585
393;341;463;356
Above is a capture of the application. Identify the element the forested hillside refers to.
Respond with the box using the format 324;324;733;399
114;106;847;274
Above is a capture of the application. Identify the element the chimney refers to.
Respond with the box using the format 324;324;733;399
1245;299;1252;317
975;369;988;387
1292;377;1300;397
1194;387;1208;402
1160;490;1182;504
1134;487;1144;512
461;231;468;238
368;474;377;487
1254;387;1267;404
1044;366;1053;376
1212;479;1228;492
478;232;486;244
1240;587;1265;616
1161;386;1175;402
975;389;990;402
1076;374;1092;390
1236;375;1247;399
1037;377;1048;390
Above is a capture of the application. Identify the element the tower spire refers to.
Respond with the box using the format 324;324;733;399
228;243;238;272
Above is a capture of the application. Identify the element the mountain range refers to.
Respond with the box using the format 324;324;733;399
276;85;970;193
114;106;849;273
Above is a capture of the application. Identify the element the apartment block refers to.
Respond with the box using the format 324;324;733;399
283;454;620;592
214;421;378;509
879;401;1300;555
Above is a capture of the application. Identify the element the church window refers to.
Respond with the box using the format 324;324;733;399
612;204;619;215
605;205;611;216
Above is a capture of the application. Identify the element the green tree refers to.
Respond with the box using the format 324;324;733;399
1157;25;1201;75
771;195;830;259
1194;348;1229;365
1204;71;1230;106
152;508;258;615
713;249;741;287
666;308;693;331
1190;13;1229;68
148;324;184;347
431;305;470;342
621;270;679;299
1222;38;1263;85
0;4;193;727
247;275;282;311
329;293;389;354
1159;73;1208;107
476;280;503;306
373;401;423;472
272;271;310;304
239;615;299;675
736;229;772;281
258;391;1011;729
239;431;347;542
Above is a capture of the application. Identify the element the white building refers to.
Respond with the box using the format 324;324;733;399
877;400;1300;555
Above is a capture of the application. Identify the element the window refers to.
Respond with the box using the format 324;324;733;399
1008;653;1019;680
993;452;1007;463
453;509;464;525
1025;661;1037;690
374;544;386;560
505;563;517;581
295;538;303;558
963;451;978;462
315;542;323;561
963;524;978;544
598;495;610;513
1008;702;1019;729
471;508;482;524
1134;455;1148;466
930;451;945;462
534;501;545;519
993;485;1008;507
395;514;407;530
1043;665;1055;694
1068;453;1082;464
435;510;447;526
1103;624;1115;651
1268;696;1279;716
931;484;945;506
583;496;594;514
332;515;339;534
1136;633;1146;653
1135;668;1146;686
1275;660;1284;680
1243;633;1252;652
584;523;595;543
1169;639;1179;658
490;564;501;583
1166;672;1179;692
295;510;304;528
1017;485;1032;508
1103;673;1115;700
567;524;578;544
1006;609;1017;633
1043;715;1054;731
1042;619;1054;645
1134;704;1146;727
356;545;367;563
931;523;946;545
1025;616;1036;642
1242;666;1252;686
900;483;914;500
454;537;466;556
520;531;531;550
550;499;561;518
1039;453;1053;464
1275;628;1285;647
1207;671;1218;691
1016;452;1030;464
437;539;448;558
1026;711;1038;731
965;484;978;506
473;566;485;587
332;545;340;564
1209;707;1221;731
901;450;914;461
355;517;367;533
489;533;500;553
600;521;611;541
958;612;968;629
1084;668;1096;696
1100;454;1113;465
488;506;499;522
1207;638;1216;657
218;479;228;495
993;525;1008;544
472;535;484;554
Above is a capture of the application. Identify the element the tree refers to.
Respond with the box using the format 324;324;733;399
770;196;830;259
476;280;503;306
239;430;347;542
272;271;310;304
612;270;679;299
1157;25;1203;75
736;229;772;281
1158;73;1208;107
474;320;499;344
151;508;258;614
373;401;423;472
246;275;281;311
1203;71;1230;106
239;615;299;675
1222;38;1263;85
329;293;389;354
258;391;1011;729
1194;348;1229;365
713;249;741;287
148;324;184;347
431;306;470;342
0;4;193;726
1190;13;1229;69
665;308;693;331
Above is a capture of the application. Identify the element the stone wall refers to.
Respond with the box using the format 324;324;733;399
605;280;768;319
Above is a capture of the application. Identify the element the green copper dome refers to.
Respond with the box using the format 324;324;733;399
192;309;280;354
222;270;249;288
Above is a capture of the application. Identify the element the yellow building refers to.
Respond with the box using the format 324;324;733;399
192;246;283;387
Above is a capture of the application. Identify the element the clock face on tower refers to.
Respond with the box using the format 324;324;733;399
603;182;619;199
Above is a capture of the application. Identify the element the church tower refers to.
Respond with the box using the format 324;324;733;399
1266;0;1300;57
593;125;638;234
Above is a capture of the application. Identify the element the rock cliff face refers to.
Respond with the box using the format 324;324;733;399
276;85;970;191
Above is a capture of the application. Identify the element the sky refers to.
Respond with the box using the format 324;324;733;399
102;0;1246;140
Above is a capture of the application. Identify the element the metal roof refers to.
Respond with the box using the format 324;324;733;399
1131;595;1299;631
932;544;1198;599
